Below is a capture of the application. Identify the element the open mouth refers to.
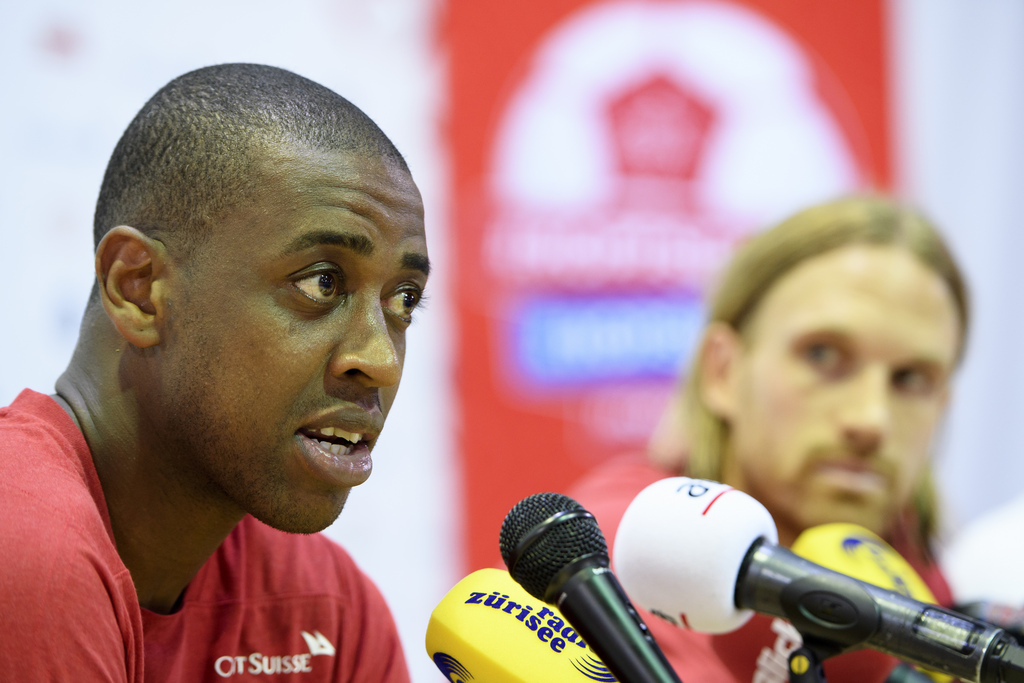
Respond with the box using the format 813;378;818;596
298;426;364;455
294;424;373;489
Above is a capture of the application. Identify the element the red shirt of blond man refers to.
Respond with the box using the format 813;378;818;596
571;195;969;683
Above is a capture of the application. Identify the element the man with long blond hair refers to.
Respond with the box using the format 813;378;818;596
571;194;968;682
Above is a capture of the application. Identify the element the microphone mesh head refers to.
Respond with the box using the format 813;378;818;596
498;492;607;600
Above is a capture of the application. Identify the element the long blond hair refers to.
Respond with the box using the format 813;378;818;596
684;195;969;547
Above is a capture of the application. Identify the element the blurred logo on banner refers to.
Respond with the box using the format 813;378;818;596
451;0;886;570
472;0;867;457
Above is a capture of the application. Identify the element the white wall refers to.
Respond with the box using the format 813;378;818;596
890;0;1024;541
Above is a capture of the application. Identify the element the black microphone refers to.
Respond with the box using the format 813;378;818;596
612;477;1024;683
499;492;683;683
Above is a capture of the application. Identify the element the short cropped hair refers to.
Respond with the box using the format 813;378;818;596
684;195;969;547
93;63;407;261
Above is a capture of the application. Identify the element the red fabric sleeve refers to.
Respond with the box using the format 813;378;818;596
0;516;140;681
0;391;143;681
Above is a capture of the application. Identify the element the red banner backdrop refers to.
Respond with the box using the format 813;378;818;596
445;0;891;572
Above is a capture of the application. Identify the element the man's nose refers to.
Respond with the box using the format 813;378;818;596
838;365;891;456
326;298;402;388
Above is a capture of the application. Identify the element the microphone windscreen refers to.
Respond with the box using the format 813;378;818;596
425;568;615;682
613;477;777;634
498;492;607;601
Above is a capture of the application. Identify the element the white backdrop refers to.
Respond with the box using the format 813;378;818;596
891;0;1024;539
0;1;1022;681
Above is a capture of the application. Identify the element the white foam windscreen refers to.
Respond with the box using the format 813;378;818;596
612;477;777;634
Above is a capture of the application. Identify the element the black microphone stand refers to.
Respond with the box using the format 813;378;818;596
785;637;836;683
740;539;1024;682
784;631;935;683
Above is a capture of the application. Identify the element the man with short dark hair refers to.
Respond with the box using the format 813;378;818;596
0;63;428;681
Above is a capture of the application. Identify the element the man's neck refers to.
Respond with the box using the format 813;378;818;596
55;341;244;614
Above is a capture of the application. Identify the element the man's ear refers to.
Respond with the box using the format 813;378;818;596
699;321;744;420
95;226;169;348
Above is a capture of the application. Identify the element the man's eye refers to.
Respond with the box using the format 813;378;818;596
294;271;342;303
893;367;936;396
805;342;839;367
801;341;848;376
385;288;424;322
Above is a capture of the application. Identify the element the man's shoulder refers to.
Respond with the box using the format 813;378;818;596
1;390;112;552
0;393;140;681
1;389;97;496
0;449;128;617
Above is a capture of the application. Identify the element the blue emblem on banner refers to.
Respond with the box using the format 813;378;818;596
512;294;704;387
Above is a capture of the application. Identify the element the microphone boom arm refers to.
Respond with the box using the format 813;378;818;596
739;539;1024;683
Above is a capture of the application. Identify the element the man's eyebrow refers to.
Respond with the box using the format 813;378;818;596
284;230;429;277
402;252;431;278
284;230;374;256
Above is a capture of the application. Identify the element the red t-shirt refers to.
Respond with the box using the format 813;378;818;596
0;390;409;682
569;455;954;683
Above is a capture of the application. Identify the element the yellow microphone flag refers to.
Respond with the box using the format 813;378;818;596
426;568;617;682
792;522;936;602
